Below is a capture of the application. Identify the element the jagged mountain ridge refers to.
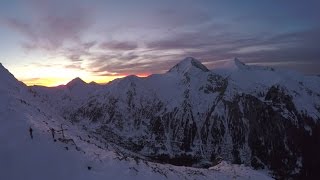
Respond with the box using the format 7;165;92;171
55;57;320;179
168;57;210;73
0;61;272;180
1;57;320;179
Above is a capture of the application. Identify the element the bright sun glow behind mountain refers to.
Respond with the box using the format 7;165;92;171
8;64;124;87
8;63;151;87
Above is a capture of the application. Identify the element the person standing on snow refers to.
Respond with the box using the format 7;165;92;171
29;127;33;139
50;128;55;140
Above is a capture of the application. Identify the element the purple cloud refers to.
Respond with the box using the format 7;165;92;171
4;0;94;51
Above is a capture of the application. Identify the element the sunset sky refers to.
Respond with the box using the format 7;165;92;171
1;0;320;86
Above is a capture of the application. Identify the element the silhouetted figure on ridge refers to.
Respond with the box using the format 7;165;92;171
29;127;33;139
50;128;55;139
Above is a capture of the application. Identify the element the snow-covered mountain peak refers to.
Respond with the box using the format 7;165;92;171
222;58;247;70
0;62;24;90
168;57;209;74
0;63;14;80
66;77;86;87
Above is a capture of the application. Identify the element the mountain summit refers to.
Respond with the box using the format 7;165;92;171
0;63;17;82
66;77;86;87
168;57;209;73
0;62;24;90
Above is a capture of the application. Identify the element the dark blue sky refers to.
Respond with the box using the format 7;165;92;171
1;0;319;85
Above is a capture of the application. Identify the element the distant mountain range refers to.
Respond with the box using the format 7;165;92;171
1;57;320;179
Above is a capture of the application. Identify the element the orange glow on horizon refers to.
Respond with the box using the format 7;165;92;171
12;61;151;87
22;77;71;87
20;74;151;87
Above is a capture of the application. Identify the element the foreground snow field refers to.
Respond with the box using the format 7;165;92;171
0;73;271;179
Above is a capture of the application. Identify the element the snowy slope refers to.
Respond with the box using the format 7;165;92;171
0;62;273;179
29;77;103;116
